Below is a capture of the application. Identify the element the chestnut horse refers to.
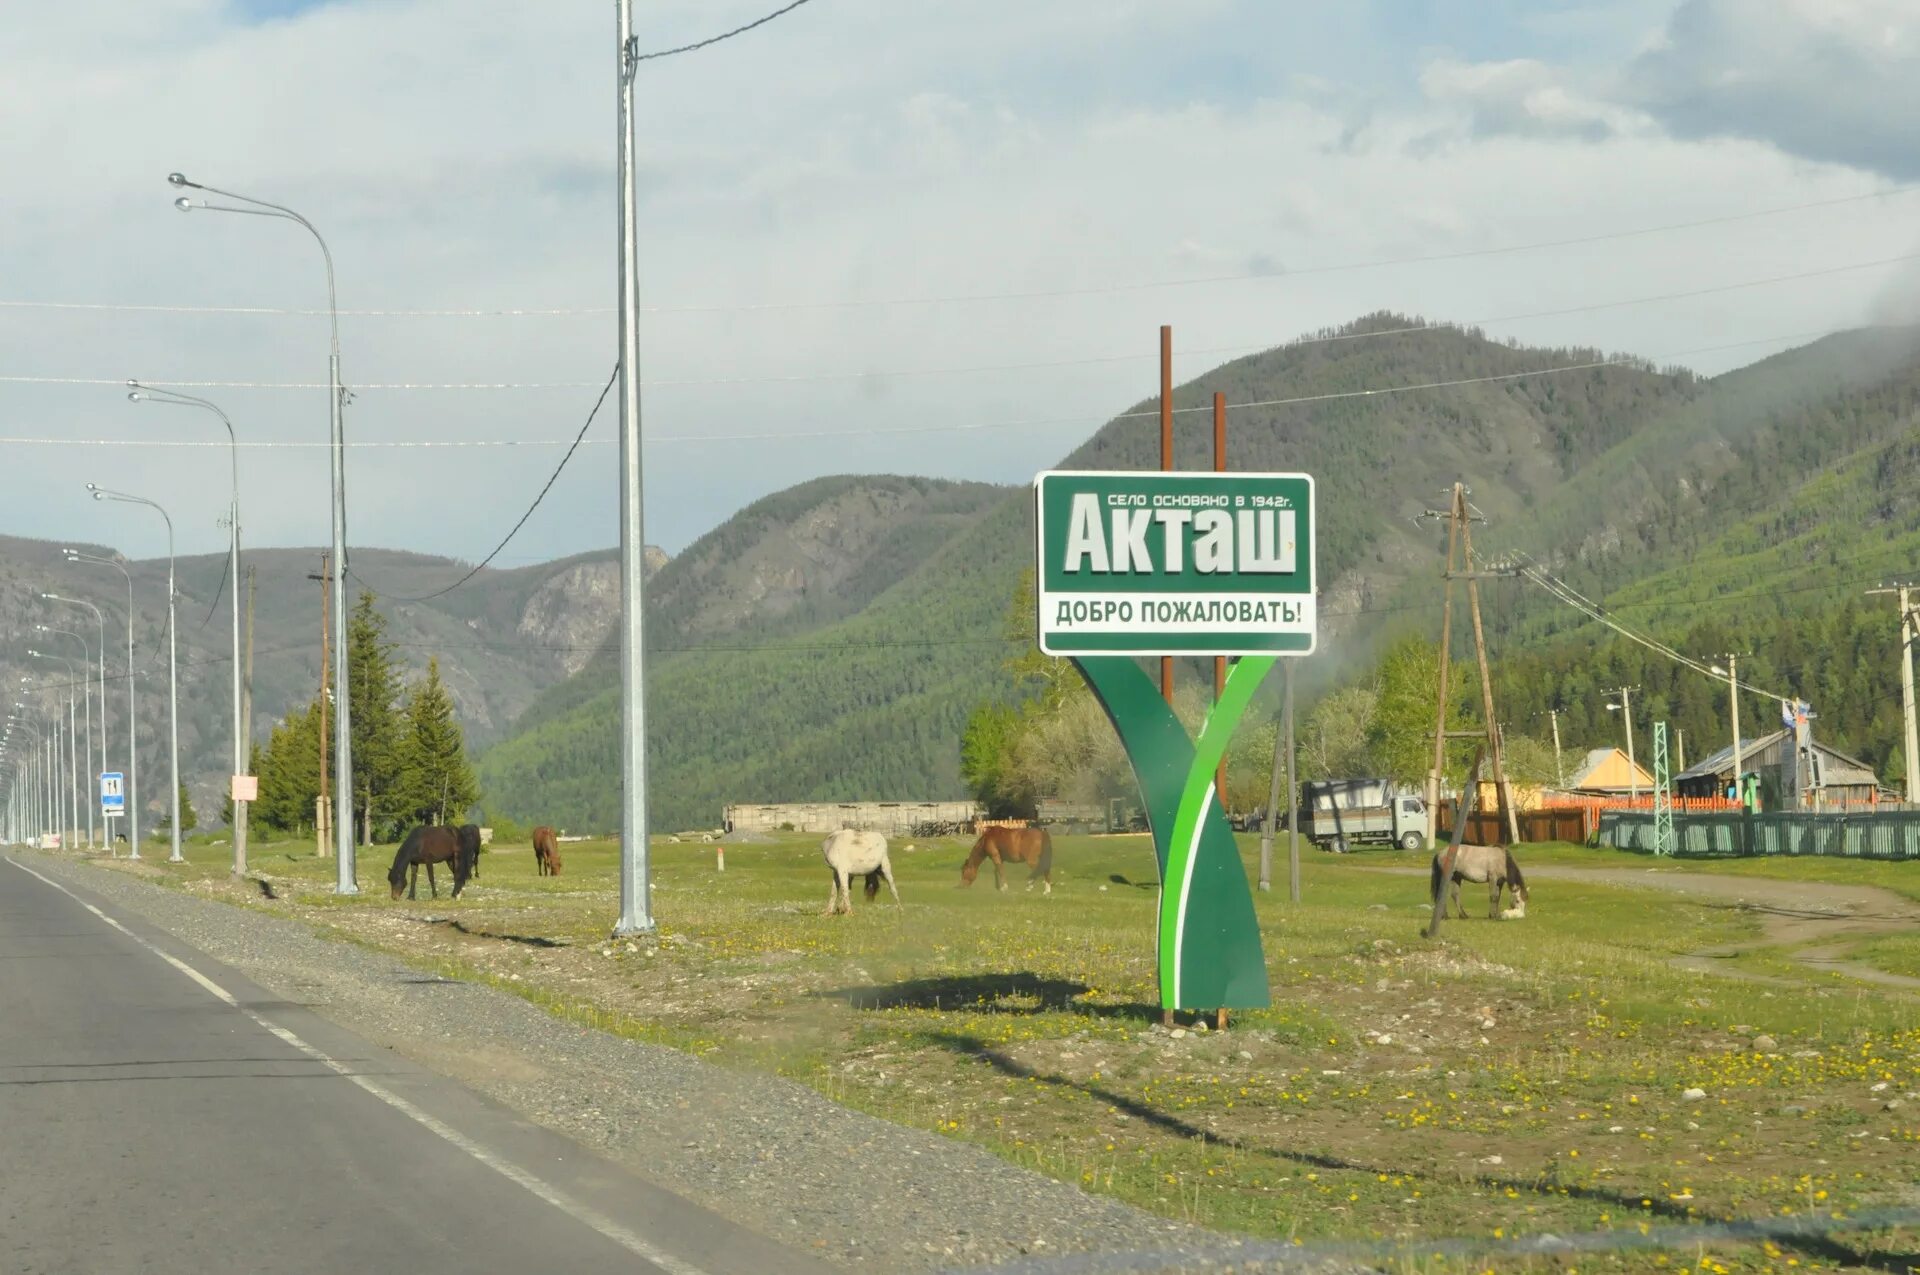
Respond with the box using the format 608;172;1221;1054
532;825;563;877
960;826;1053;895
388;825;469;900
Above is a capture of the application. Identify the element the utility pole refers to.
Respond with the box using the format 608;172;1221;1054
1212;390;1228;812
1867;586;1919;804
1285;662;1299;903
1605;686;1640;799
612;0;655;936
235;565;255;876
1159;324;1174;711
1420;483;1521;845
1545;708;1565;789
308;554;331;857
1712;654;1745;809
1259;659;1286;893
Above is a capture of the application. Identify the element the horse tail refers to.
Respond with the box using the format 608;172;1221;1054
1429;851;1444;905
1504;848;1527;897
1037;828;1053;879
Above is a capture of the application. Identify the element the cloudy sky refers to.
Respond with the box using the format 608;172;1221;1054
3;0;1917;570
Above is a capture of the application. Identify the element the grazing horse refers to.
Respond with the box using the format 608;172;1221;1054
388;825;469;901
1430;842;1528;920
532;825;562;877
455;824;483;881
822;829;900;915
960;826;1054;895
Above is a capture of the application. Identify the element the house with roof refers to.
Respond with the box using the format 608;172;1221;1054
1675;730;1880;806
1561;747;1654;797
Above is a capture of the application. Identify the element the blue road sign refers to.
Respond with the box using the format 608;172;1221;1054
100;772;125;817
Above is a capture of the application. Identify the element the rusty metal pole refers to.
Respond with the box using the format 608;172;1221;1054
1213;391;1228;810
1159;326;1174;710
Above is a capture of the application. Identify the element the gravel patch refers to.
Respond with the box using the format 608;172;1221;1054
27;852;1233;1274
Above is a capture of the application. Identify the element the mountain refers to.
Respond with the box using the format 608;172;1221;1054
475;475;1014;829
0;537;665;828
479;314;1788;832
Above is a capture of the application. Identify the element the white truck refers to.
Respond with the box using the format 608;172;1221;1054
1301;778;1427;853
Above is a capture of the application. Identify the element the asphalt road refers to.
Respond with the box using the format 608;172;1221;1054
0;854;821;1275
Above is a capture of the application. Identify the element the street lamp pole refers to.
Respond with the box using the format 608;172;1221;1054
64;553;138;855
168;171;354;893
612;0;655;935
87;486;180;862
35;631;93;848
128;382;247;873
43;596;107;831
28;653;85;848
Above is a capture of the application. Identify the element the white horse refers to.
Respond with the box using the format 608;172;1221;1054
1430;842;1529;920
822;829;902;915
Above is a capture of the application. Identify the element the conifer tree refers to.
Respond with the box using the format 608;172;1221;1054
395;658;479;825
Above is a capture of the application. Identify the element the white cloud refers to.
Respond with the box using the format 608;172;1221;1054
2;1;1916;569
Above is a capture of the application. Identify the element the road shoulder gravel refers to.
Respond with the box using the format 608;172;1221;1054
25;851;1222;1273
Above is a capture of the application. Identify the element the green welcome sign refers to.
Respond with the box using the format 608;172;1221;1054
1034;470;1316;1011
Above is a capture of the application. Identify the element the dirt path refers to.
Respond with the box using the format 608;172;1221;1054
1370;863;1920;992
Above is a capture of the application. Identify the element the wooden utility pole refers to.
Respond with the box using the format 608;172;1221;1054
1421;484;1520;845
1867;586;1920;803
1159;325;1174;710
1212;390;1228;810
308;554;332;857
235;565;255;875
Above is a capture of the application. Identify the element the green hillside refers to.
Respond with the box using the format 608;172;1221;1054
478;315;1736;831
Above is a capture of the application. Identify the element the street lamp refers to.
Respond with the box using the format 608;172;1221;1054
1710;661;1746;810
11;716;43;843
1605;694;1639;800
86;485;181;863
128;381;247;873
42;595;108;824
169;170;354;893
64;552;138;855
35;626;94;847
27;652;84;849
20;679;71;848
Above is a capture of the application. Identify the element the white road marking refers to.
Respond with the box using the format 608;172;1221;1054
6;855;709;1275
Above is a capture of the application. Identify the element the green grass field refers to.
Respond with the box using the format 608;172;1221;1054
96;832;1920;1271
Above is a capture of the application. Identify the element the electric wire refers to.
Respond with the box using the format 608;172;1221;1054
0;185;1910;318
631;0;815;62
344;364;619;602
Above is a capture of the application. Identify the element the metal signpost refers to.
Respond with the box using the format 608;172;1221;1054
1035;469;1315;1014
100;771;124;853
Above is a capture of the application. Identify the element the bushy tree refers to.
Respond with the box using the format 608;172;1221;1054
1300;684;1378;780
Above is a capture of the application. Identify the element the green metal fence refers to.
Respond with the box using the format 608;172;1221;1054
1598;810;1920;859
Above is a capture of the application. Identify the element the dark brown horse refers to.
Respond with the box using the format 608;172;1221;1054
455;824;483;880
532;825;562;877
960;826;1053;895
388;825;469;900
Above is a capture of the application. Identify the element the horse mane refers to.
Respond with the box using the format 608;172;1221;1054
1503;847;1527;895
388;826;425;884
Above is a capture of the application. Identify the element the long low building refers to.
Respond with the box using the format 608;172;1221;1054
723;801;984;836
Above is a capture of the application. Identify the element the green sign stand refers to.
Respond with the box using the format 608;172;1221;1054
1075;654;1273;1010
1036;468;1313;1015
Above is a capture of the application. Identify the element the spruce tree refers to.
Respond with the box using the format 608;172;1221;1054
345;591;406;842
395;658;480;825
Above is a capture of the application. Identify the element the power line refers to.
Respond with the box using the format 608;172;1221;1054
347;365;619;602
10;243;1905;394
0;328;1851;453
0;185;1910;318
632;0;815;61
